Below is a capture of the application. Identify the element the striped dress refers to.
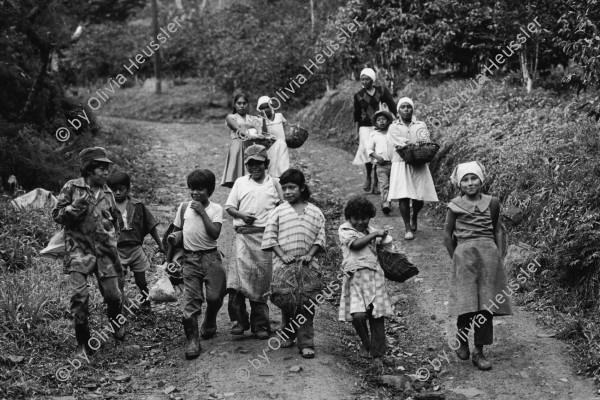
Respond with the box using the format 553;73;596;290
261;202;326;273
337;222;393;322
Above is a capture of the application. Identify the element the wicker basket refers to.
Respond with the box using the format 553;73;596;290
396;142;440;166
285;124;309;149
377;247;419;283
243;137;276;150
270;262;322;313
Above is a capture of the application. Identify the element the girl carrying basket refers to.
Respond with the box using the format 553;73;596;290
262;169;326;359
444;161;512;371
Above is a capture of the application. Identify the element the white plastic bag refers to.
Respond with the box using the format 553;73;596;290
149;266;177;303
40;228;65;259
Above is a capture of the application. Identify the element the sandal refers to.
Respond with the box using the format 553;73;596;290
404;232;414;240
300;348;315;359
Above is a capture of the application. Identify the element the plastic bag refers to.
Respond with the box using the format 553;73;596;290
149;267;177;303
40;228;65;259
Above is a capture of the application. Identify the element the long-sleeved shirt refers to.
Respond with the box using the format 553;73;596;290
353;86;397;127
52;177;122;277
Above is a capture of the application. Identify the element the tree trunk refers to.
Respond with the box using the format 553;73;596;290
310;0;315;35
19;48;51;120
151;0;162;94
520;48;533;94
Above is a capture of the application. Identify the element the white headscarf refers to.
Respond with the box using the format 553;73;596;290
360;68;376;82
450;161;486;186
397;97;414;112
256;96;272;111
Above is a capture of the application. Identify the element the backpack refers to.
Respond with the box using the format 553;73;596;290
161;201;189;251
490;196;508;258
162;201;189;286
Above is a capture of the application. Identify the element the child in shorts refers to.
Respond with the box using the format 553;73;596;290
107;172;165;312
166;169;226;360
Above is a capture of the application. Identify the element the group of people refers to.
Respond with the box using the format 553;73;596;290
353;68;438;240
51;78;511;374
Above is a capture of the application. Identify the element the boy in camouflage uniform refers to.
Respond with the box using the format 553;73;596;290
52;147;125;357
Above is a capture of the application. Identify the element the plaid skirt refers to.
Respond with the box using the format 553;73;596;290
338;266;393;322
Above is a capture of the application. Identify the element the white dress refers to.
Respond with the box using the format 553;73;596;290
352;126;373;165
264;113;290;178
386;119;439;202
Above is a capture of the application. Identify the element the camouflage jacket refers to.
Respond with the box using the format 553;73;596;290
52;177;123;277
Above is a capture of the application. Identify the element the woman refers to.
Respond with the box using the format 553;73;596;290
221;93;264;188
225;144;284;339
256;96;290;178
353;68;397;193
387;97;439;240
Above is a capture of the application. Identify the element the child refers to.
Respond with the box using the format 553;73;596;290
444;161;512;371
262;169;326;358
338;196;393;361
107;171;165;312
256;96;290;178
166;169;226;360
52;147;125;357
367;109;395;215
225;145;283;339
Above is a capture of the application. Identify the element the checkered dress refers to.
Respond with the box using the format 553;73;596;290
337;222;393;322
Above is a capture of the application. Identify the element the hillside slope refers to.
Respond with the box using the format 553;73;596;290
295;77;600;380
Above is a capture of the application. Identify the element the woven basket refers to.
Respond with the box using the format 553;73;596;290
396;142;440;166
270;262;322;313
285;124;309;149
243;137;276;150
377;247;419;283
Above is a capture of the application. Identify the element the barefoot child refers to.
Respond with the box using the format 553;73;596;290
107;172;166;312
262;169;326;359
444;161;512;371
338;196;393;360
167;169;226;360
367;110;395;215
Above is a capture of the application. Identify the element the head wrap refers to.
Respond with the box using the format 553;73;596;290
397;97;414;112
79;147;112;169
360;68;376;82
256;96;272;111
450;161;486;187
244;144;268;163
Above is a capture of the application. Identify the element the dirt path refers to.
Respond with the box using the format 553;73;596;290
99;117;598;400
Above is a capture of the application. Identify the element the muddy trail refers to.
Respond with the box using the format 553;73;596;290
90;117;598;400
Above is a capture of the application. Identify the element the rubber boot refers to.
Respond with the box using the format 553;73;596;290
371;166;380;195
182;316;201;360
107;302;126;341
363;174;372;192
74;321;95;357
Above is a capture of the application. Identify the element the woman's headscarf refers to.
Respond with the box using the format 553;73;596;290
450;161;486;186
256;96;272;111
360;68;376;82
397;97;414;113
